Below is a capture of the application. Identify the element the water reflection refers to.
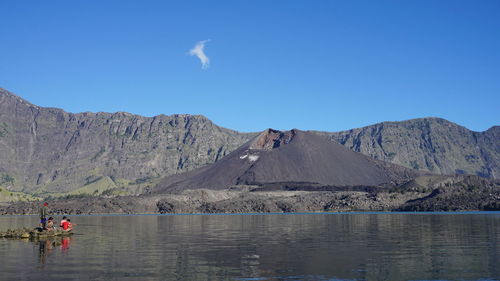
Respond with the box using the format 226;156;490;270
36;236;72;266
0;213;498;280
153;214;499;280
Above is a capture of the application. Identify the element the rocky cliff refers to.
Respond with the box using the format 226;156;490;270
0;88;254;194
0;87;498;197
319;118;499;179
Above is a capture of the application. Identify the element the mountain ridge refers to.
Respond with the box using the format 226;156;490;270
0;87;498;197
0;88;255;194
319;117;499;178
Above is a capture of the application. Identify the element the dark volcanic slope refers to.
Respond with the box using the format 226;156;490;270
155;129;419;193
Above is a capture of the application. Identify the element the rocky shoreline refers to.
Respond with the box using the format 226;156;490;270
0;227;73;239
1;177;498;215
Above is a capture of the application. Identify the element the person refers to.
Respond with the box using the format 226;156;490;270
67;219;74;231
61;219;74;231
60;216;68;228
46;217;56;231
39;202;49;230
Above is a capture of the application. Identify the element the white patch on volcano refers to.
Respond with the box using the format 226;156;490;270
248;155;259;162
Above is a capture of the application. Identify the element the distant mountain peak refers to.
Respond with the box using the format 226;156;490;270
0;87;37;108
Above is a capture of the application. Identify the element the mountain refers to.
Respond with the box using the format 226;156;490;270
0;88;254;194
0;87;498;197
154;129;420;193
319;118;499;179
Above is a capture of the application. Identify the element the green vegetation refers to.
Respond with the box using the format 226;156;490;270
67;176;117;196
0;188;40;202
35;174;157;199
3;171;160;202
131;176;158;185
84;175;103;186
43;193;94;201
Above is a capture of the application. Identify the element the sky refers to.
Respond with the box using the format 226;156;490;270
0;0;499;133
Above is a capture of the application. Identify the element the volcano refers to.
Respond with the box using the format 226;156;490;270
154;129;420;193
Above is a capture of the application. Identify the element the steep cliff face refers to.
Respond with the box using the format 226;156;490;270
320;118;499;178
0;87;498;196
0;88;254;193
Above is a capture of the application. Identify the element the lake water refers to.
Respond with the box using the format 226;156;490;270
0;212;498;281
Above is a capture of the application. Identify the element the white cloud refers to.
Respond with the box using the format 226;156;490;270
189;40;210;69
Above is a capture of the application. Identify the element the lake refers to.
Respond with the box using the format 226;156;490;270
0;212;498;281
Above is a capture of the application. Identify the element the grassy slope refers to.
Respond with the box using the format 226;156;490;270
0;187;41;202
35;176;162;199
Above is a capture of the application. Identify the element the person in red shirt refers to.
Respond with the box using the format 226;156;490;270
67;219;73;231
59;216;67;228
61;219;70;231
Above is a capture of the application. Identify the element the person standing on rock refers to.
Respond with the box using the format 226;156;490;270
39;202;49;230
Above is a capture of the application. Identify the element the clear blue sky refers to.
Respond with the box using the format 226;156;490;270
1;0;499;132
